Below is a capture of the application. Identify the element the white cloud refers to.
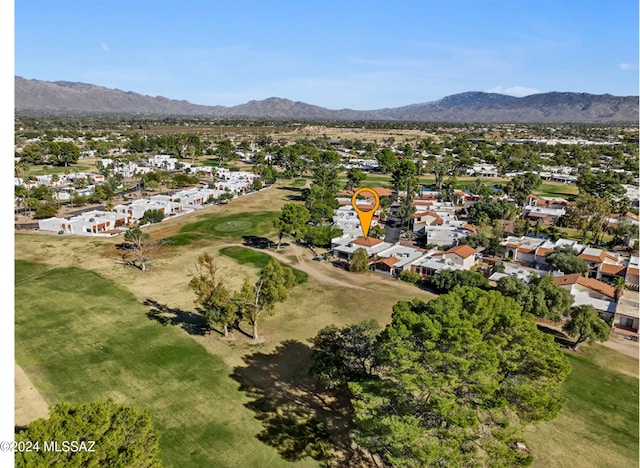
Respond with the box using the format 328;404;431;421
619;63;638;71
486;85;539;96
101;42;109;51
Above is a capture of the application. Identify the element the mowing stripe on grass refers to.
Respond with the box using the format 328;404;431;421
14;260;316;468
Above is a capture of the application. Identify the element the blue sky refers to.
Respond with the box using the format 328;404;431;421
14;1;639;109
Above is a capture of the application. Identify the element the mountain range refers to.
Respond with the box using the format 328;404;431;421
14;76;639;123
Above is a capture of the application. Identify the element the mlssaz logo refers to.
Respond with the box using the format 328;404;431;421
43;441;96;452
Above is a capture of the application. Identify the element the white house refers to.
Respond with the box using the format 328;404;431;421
370;244;428;276
39;210;129;236
331;235;393;261
148;154;179;170
169;187;223;209
410;245;479;278
114;196;179;221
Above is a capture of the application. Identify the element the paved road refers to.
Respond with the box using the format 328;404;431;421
384;205;402;243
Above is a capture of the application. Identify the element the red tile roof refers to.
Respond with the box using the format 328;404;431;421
536;247;553;256
579;252;605;263
373;257;400;267
444;245;476;259
372;187;393;197
352;237;384;247
600;263;627;276
554;274;616;299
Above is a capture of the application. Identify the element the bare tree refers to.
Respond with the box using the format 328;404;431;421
121;228;157;272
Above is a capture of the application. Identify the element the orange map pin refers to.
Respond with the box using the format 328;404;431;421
351;188;380;238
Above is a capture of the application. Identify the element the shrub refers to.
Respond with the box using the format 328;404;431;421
399;270;421;284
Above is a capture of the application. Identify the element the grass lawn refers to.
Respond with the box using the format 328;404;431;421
525;345;639;467
165;211;280;245
533;182;579;199
219;246;309;284
14;260;317;468
13;181;639;467
286;178;307;187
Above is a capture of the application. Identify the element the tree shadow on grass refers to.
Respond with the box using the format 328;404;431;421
243;235;275;249
537;324;575;348
231;340;373;467
143;298;213;336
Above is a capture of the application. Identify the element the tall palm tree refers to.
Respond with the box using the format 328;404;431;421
612;277;626;303
14;160;30;179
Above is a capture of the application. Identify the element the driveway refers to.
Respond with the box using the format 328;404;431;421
384;205;402;243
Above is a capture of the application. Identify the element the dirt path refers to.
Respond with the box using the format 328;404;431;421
601;333;639;360
264;243;368;290
14;363;49;426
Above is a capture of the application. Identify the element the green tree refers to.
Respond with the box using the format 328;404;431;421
189;253;238;337
87;184;115;204
399;270;421;284
425;155;455;191
46;141;81;166
391;158;418;195
504;173;542;206
251;178;263;191
273;203;311;250
564;194;612;244
33;202;58;219
576;171;625;199
303;224;343;248
612;277;626;303
304;160;340;223
140;209;166;225
349;248;369;272
171;173;199;187
467;198;519;225
498;274;573;320
562;305;611;350
344;167;367;191
309;320;380;389
349;287;570;467
430;269;490;291
15;399;161;467
235;259;297;341
375;147;398;173
545;245;589;274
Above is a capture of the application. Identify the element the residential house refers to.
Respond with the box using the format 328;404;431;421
613;290;639;337
114;196;179;221
578;247;625;280
39;210;129;236
370;244;428;276
170;187;221;209
410;245;479;278
522;205;566;223
466;164;499;178
554;273;617;321
625;256;639;289
331;235;393;261
502;236;586;268
333;205;379;238
148;154;178;170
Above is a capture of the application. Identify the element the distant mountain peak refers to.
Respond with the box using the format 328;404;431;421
14;76;639;123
